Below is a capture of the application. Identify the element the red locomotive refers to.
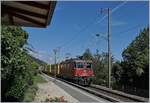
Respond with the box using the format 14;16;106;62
43;59;94;86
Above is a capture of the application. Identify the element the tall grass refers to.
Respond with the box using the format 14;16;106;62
23;74;47;102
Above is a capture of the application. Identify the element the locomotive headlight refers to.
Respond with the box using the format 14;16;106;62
75;74;78;76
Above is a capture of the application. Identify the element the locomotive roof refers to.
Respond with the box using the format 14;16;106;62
74;60;92;63
60;59;92;64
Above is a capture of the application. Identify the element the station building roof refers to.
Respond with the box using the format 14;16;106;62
1;1;56;28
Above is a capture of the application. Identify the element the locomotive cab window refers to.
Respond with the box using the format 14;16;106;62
76;63;83;68
86;63;92;68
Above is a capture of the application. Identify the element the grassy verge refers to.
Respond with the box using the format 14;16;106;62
23;74;47;102
33;74;47;84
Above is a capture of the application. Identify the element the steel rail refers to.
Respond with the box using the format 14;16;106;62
42;73;148;102
90;84;149;102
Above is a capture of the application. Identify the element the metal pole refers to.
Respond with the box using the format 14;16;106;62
108;8;111;88
100;8;112;88
54;49;57;80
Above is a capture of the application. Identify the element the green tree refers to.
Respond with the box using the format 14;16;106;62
82;48;93;60
121;27;149;89
111;61;123;88
1;25;40;101
92;51;108;86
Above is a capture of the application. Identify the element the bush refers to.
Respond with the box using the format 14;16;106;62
1;25;41;101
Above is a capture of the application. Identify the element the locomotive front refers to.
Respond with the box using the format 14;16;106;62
74;60;94;86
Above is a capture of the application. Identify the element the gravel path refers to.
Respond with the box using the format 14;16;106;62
34;80;79;102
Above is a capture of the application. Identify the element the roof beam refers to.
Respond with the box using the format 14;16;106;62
9;11;46;27
14;1;49;10
45;1;57;26
2;5;47;19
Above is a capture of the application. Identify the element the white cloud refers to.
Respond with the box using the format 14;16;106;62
112;20;127;26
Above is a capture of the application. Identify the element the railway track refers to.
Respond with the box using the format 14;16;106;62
43;73;149;102
90;84;149;102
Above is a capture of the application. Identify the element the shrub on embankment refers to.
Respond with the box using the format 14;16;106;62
1;25;44;101
23;74;47;102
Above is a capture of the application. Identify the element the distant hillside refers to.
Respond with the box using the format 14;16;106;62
28;54;48;66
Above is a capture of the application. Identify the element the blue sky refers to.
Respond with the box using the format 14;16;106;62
23;1;149;64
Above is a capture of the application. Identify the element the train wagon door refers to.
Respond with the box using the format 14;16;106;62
49;64;51;73
57;64;60;75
